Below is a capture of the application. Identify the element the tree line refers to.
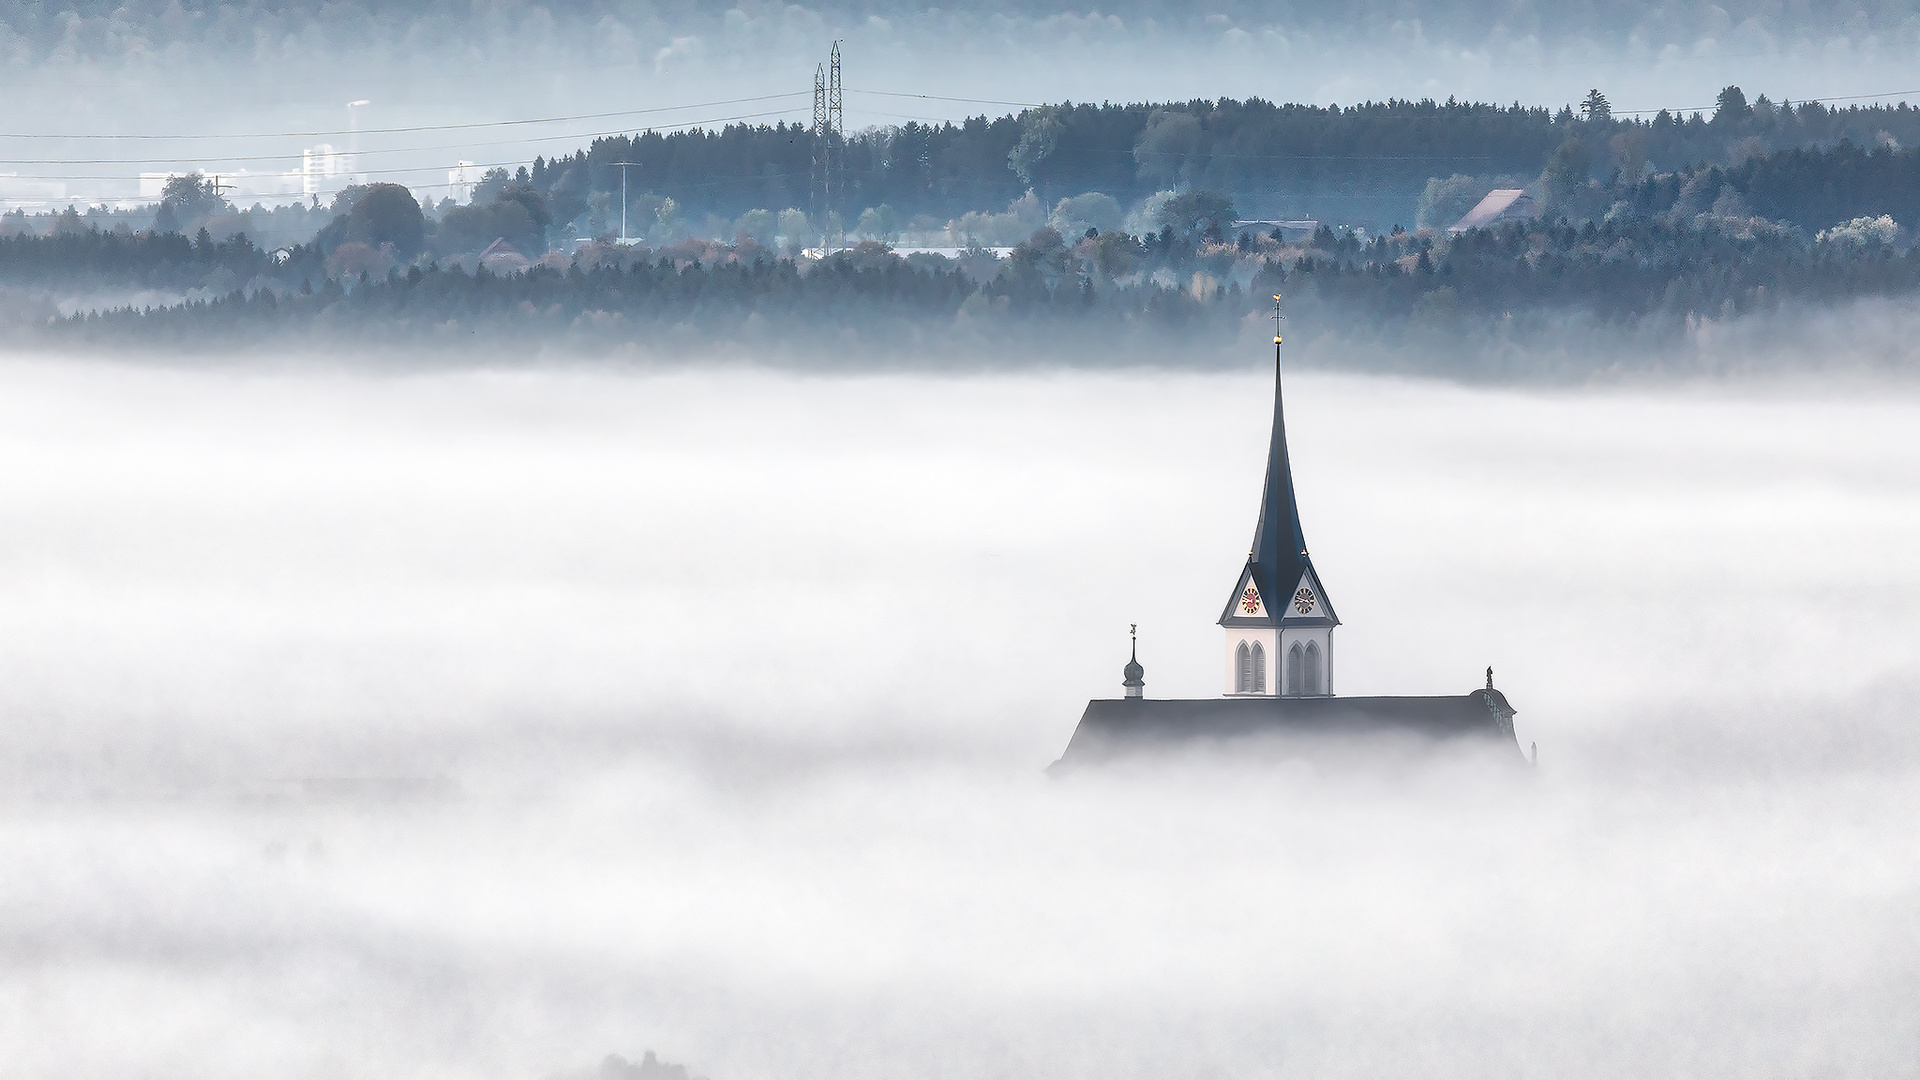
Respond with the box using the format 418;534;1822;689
41;208;1920;363
519;88;1920;230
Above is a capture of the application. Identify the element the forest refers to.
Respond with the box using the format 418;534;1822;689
516;87;1920;229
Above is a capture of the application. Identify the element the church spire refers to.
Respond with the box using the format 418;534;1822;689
1220;296;1334;630
1218;297;1336;697
1248;296;1309;619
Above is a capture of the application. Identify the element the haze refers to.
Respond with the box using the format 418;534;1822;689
0;353;1915;1078
5;0;1920;207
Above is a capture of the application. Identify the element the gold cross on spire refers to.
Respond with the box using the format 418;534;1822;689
1271;293;1285;344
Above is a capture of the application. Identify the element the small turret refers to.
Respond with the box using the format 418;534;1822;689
1123;624;1145;699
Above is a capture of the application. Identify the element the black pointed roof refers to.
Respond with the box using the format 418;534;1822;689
1219;339;1336;628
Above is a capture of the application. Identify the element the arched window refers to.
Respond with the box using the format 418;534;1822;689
1304;640;1322;695
1286;642;1303;695
1250;641;1267;693
1235;641;1252;693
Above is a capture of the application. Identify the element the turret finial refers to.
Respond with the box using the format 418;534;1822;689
1486;666;1494;690
1123;625;1145;699
1271;293;1286;344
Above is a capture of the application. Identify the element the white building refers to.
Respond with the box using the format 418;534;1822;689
302;145;346;198
447;160;477;204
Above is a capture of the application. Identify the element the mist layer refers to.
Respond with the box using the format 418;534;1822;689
0;357;1915;1079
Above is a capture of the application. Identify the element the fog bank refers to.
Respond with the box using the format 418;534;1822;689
0;356;1915;1078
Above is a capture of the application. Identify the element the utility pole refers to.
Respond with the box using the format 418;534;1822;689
209;175;236;205
609;161;639;243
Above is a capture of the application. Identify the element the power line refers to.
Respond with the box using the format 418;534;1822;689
0;107;810;169
847;84;1920;118
2;164;827;205
3;82;1916;151
0;93;811;141
1608;87;1920;116
846;89;1046;109
0;111;810;182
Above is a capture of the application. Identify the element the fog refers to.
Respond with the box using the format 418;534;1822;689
0;354;1917;1078
5;1;1920;206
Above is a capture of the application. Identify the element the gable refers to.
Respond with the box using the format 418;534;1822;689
1218;562;1274;626
1232;571;1266;619
1279;564;1339;624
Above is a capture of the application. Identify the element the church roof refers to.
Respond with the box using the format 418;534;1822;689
1219;338;1336;628
1051;688;1523;768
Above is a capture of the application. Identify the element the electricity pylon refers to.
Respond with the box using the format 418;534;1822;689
810;41;844;254
828;40;842;251
811;62;827;250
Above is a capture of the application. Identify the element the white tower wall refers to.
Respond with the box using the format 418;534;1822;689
1277;626;1333;696
1223;626;1333;696
1223;628;1277;695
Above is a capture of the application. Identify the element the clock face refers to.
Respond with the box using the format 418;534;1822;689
1240;587;1261;614
1293;587;1316;614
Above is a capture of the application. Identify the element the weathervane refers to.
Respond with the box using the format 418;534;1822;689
1271;293;1285;344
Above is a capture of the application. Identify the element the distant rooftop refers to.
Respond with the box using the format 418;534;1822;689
1449;189;1536;233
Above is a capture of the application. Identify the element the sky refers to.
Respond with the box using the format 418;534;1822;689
3;0;1920;208
0;353;1916;1078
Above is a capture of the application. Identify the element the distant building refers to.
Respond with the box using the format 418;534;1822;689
478;238;531;273
1448;189;1537;233
447;160;477;204
301;145;346;199
1051;302;1522;768
1235;219;1319;241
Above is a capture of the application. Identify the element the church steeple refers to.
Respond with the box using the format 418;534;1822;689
1219;297;1338;697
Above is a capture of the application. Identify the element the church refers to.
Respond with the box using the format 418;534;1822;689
1053;300;1523;766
